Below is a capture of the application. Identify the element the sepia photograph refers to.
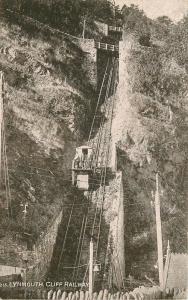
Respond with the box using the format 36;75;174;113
0;0;187;299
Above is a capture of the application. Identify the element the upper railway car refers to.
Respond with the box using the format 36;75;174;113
72;146;93;190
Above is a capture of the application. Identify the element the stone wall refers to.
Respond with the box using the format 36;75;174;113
0;265;24;277
0;211;63;282
28;211;63;281
109;172;125;288
111;172;125;287
103;171;125;288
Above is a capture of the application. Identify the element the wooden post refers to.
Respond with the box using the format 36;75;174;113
111;143;117;172
0;72;3;182
82;18;86;39
23;203;28;231
22;252;28;299
112;0;116;26
163;240;171;290
155;173;164;289
89;238;94;299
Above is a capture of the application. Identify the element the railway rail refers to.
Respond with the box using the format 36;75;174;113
0;6;121;288
56;57;119;287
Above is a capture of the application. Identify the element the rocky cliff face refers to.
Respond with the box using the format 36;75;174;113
111;34;187;280
0;16;97;266
0;10;187;286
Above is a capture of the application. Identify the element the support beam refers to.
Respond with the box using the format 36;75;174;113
89;238;94;299
163;240;171;290
155;173;164;289
82;18;86;40
0;72;3;182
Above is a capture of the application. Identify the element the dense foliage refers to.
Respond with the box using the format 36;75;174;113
3;0;116;36
119;4;188;278
0;0;187;283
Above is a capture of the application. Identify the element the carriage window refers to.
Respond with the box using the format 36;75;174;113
82;149;88;155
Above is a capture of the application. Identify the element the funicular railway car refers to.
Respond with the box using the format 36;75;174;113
72;146;94;190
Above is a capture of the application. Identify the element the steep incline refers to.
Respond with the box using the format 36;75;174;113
111;34;188;280
0;17;96;267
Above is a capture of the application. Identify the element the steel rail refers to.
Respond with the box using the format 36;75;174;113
74;60;115;285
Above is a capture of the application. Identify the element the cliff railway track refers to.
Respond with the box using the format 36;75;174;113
55;57;120;288
0;7;122;290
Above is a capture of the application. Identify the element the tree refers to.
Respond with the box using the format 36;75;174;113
165;14;188;70
121;4;151;41
3;0;115;36
156;16;173;27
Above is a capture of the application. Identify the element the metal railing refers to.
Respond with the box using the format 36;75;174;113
94;41;119;52
109;26;122;32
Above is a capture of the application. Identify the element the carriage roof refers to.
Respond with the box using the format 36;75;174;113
76;145;92;150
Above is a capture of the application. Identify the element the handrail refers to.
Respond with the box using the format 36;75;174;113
94;41;119;52
6;9;120;53
108;26;122;32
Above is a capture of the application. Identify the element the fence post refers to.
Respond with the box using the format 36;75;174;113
52;291;56;300
108;293;113;300
98;290;104;300
80;291;85;300
103;289;108;300
75;291;80;300
47;290;53;300
42;290;47;299
71;294;76;300
56;289;62;299
93;292;98;300
68;292;73;300
125;293;130;300
61;291;67;300
128;292;135;299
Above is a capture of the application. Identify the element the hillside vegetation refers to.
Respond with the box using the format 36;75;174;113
0;0;187;285
2;0;121;37
0;6;99;265
114;5;188;280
